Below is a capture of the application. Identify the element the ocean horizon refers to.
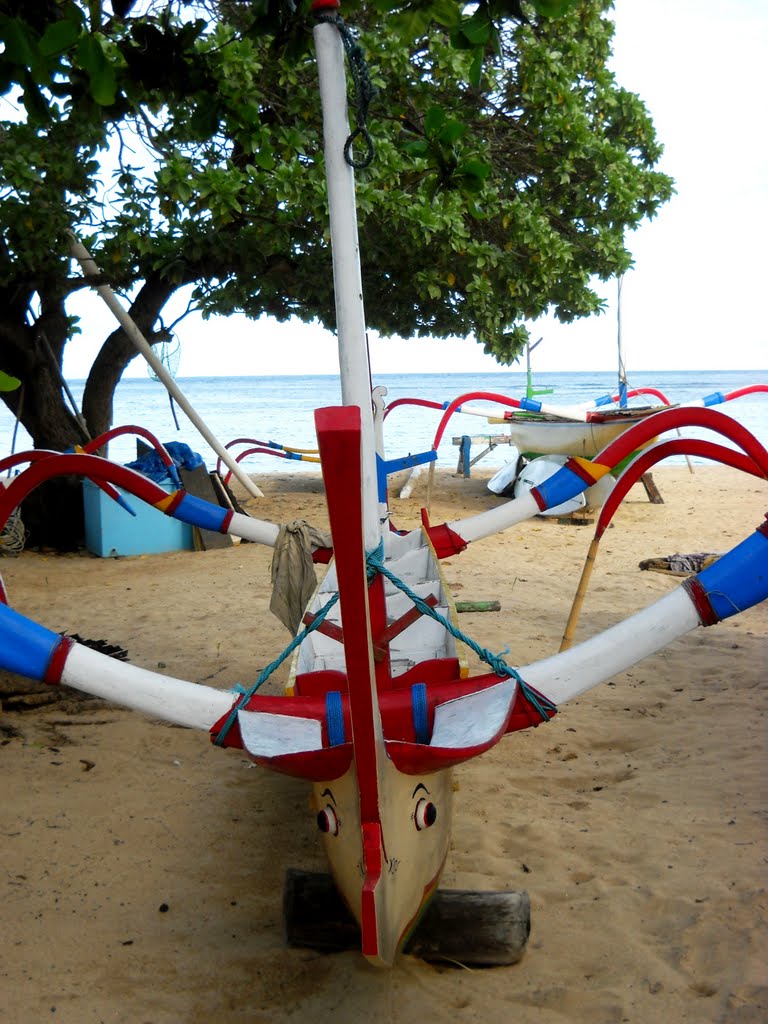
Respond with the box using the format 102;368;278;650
2;368;766;474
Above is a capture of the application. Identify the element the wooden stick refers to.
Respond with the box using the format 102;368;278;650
560;535;601;651
456;600;501;613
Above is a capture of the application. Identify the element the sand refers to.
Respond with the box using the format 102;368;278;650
1;465;766;1023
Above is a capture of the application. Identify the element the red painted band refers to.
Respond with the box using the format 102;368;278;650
163;489;186;515
426;522;468;559
44;635;75;685
530;486;548;512
682;577;719;627
565;457;600;486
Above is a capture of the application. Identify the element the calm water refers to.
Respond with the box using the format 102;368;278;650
2;369;766;473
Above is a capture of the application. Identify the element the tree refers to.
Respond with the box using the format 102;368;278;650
0;0;673;546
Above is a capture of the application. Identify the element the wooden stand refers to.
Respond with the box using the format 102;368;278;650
640;472;664;504
284;869;531;966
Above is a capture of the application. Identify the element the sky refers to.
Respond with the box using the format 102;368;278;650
62;0;767;380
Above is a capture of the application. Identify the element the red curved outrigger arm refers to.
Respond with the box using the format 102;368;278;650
596;439;767;541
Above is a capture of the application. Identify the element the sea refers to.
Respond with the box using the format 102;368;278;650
1;368;766;476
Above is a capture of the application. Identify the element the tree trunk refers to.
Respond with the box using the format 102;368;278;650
1;304;89;550
0;275;177;550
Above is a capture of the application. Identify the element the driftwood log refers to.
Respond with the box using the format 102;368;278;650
284;869;531;966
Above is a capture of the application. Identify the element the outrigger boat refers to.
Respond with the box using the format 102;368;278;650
1;2;767;968
383;383;768;460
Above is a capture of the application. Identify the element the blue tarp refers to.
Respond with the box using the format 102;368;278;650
125;442;204;483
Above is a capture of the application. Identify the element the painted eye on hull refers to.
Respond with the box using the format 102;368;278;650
317;804;340;836
414;798;437;831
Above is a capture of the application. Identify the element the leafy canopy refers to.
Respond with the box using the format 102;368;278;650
0;0;673;367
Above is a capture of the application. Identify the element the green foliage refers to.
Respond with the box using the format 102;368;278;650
0;0;673;379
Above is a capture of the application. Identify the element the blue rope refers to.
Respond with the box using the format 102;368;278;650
411;682;430;744
214;536;554;749
325;691;346;746
213;590;340;746
365;547;557;723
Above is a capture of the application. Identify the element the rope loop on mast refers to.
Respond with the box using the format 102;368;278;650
315;11;377;169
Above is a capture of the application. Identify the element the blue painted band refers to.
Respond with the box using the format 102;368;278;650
695;527;768;621
702;391;726;407
114;492;138;516
377;450;438;501
268;440;281;449
376;452;388;503
594;393;613;407
411;682;430;744
325;691;346;746
173;493;229;532
533;465;585;510
0;603;62;680
519;397;542;413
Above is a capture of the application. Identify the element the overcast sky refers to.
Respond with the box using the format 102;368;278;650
63;0;767;379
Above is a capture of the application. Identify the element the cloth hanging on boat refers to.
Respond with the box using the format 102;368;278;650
124;442;204;483
639;552;721;577
270;520;334;635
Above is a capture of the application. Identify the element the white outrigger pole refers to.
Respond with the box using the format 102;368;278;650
70;237;265;500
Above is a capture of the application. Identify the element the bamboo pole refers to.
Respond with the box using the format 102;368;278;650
69;237;264;499
559;535;601;651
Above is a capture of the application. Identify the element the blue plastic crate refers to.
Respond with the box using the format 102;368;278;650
83;479;193;557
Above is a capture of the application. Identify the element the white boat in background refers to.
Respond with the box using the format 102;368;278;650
494;408;656;458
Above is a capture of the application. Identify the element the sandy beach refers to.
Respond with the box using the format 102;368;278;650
1;465;766;1023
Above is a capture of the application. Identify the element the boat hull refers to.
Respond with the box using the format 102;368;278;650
503;416;645;457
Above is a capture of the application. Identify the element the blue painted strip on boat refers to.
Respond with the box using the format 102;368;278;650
593;393;614;407
0;603;62;680
376;452;388;503
114;491;137;516
695;527;768;621
701;391;726;407
325;691;346;746
411;682;429;744
532;465;586;510
173;493;229;532
519;397;542;413
376;450;437;501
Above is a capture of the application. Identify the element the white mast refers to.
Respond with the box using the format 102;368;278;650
313;14;381;550
617;274;628;407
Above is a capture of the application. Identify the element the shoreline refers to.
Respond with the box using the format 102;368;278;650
1;464;766;1022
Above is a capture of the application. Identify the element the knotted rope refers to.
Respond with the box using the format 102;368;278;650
365;543;557;723
214;538;555;747
315;12;377;168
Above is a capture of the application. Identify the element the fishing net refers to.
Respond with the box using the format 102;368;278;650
148;334;182;429
148;335;181;381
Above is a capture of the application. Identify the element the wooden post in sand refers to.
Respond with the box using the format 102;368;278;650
284;869;531;966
